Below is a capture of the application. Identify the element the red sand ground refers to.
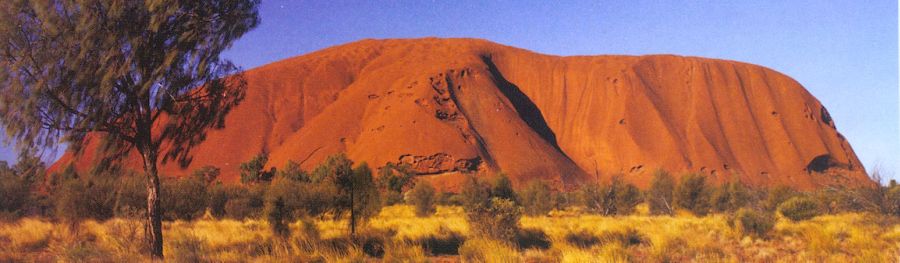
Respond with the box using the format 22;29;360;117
48;38;869;190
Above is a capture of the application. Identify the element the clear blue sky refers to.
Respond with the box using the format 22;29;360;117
4;0;897;180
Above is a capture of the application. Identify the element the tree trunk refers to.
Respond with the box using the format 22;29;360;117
142;151;164;259
350;186;356;236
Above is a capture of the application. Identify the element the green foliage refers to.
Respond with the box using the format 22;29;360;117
765;185;799;212
0;162;29;218
377;162;415;205
461;175;523;242
711;181;752;213
277;161;309;182
160;176;208;220
579;176;641;216
207;183;240;218
54;174;117;223
519;180;554;216
190;166;221;185
348;163;382;234
264;196;290;237
240;153;275;184
675;173;711;216
732;208;774;238
778;196;820;221
491;173;517;202
648;170;676;215
469;198;522;242
408;181;437;217
223;185;266;220
114;175;147;215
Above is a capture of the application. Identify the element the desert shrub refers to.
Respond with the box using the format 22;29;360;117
467;197;522;242
408;181;436;217
732;208;774;238
114;175;146;215
265;196;289;237
266;177;310;219
461;176;493;209
675;173;711;216
515;228;551;249
764;185;798;212
353;229;391;258
778;196;820;221
377;162;415;205
711;181;751;213
54;175;116;223
437;192;464;206
277;160;309;182
648;170;676;215
207;183;241;218
240;152;275;184
599;227;648;247
0;167;29;219
519;180;554;216
161;176;208;220
579;177;641;215
190;165;220;185
491;173;517;202
223;185;265;220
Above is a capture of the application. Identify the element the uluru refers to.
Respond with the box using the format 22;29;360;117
49;38;870;190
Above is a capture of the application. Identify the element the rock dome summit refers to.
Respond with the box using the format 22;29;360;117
50;38;869;190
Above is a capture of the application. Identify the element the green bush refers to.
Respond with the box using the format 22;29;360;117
161;176;208;220
519;180;554;216
732;208;774;238
778;196;820;221
765;185;798;212
408;181;436;217
264;196;289;237
467;197;522;242
114;175;147;216
648;170;676;215
579;177;641;216
223;185;265;220
491;173;517;202
0;166;29;218
240;152;275;184
711;181;751;213
54;175;117;222
675;173;711;216
377;162;415;205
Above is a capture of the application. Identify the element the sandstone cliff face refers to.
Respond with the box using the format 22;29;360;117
50;38;868;190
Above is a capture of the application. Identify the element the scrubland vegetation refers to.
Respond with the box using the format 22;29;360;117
2;153;900;262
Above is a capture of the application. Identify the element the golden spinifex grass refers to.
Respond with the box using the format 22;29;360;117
1;205;899;262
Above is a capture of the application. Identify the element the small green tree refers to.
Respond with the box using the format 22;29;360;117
732;208;774;238
160;176;208;220
278;160;309;182
265;196;289;237
519;180;554;216
580;176;641;216
240;153;276;184
712;181;751;213
377;162;415;205
675;173;711;216
0;162;29;219
764;185;798;212
408;181;437;217
491;173;517;202
648;170;676;215
191;166;221;185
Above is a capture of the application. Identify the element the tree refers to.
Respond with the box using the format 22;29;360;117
648;170;676;215
0;1;260;258
675;173;711;216
409;180;437;217
314;153;382;236
519;180;554;216
240;152;275;184
377;162;415;205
